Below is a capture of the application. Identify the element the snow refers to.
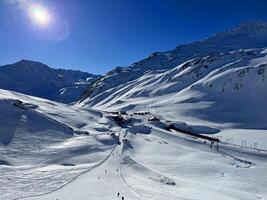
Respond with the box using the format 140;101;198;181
4;102;266;200
0;89;119;199
1;20;267;200
25;134;142;200
120;127;267;200
16;115;267;200
80;48;267;130
79;20;267;106
0;87;266;200
217;129;267;150
74;45;267;198
0;60;99;103
170;121;220;135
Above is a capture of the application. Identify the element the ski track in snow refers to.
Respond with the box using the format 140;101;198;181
15;116;267;200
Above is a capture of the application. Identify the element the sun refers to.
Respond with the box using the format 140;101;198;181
29;5;51;26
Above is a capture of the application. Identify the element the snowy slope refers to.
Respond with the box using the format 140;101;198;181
0;89;120;199
79;48;267;130
1;90;267;200
80;20;267;106
21;112;267;200
0;60;99;103
74;21;267;200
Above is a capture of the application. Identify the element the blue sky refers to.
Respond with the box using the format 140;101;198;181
0;0;267;74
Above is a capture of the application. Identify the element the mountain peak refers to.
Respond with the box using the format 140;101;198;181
0;60;99;103
213;19;267;38
186;19;267;53
238;19;267;28
18;59;35;63
15;59;48;68
231;19;267;33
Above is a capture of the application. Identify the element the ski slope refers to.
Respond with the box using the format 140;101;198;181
24;131;141;200
0;89;119;199
0;89;267;200
3;107;264;200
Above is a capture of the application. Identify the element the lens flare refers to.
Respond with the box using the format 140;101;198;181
29;5;50;26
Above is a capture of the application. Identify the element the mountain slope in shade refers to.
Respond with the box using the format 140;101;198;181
0;60;99;103
80;20;267;108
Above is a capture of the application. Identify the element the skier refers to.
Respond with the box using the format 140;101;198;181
117;192;120;197
122;196;124;200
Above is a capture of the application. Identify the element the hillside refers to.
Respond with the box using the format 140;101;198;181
79;20;267;130
79;48;267;129
0;60;99;103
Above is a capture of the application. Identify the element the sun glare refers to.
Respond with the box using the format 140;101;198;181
29;5;51;26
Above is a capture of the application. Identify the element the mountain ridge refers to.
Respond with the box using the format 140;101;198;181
79;20;267;104
78;20;267;129
0;59;100;103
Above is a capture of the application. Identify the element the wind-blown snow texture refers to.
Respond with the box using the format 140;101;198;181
1;20;267;200
0;60;99;103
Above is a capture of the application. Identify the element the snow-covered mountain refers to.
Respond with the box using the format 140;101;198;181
1;19;267;200
79;20;267;129
0;59;99;103
80;48;267;129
